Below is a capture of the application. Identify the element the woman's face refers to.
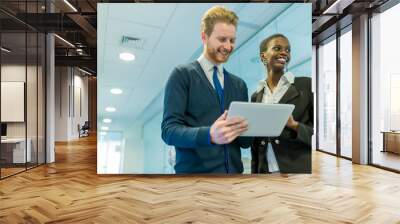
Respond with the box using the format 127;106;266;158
261;37;291;71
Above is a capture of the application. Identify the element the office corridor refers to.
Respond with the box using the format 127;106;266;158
0;135;399;223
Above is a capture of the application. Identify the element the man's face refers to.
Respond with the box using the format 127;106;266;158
202;22;236;64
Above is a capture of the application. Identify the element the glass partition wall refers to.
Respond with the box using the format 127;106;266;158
370;3;400;171
317;35;337;155
0;1;46;179
339;27;352;159
316;27;353;159
316;1;400;172
0;29;27;177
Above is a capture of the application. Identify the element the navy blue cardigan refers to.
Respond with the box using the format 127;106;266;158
161;61;251;174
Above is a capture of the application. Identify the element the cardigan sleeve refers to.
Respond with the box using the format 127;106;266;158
161;66;212;148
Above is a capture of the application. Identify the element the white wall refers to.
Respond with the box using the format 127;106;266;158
1;64;46;163
1;66;26;127
122;123;145;173
71;74;89;138
142;112;169;173
1;65;26;81
1;65;39;138
55;67;69;141
76;73;89;137
54;67;89;141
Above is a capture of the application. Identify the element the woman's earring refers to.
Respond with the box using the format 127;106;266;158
262;59;268;66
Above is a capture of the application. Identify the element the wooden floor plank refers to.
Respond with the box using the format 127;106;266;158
0;135;400;223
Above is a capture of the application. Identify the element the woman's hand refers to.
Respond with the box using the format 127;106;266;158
286;115;299;131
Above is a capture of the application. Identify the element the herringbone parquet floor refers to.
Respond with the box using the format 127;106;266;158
1;135;400;223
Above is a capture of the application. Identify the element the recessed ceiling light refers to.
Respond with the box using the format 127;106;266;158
110;88;123;95
119;52;135;61
99;131;107;136
101;126;109;131
105;107;116;112
103;118;112;123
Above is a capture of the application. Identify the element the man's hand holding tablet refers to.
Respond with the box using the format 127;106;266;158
227;102;295;137
210;111;248;145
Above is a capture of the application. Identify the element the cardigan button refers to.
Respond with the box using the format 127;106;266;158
261;140;266;146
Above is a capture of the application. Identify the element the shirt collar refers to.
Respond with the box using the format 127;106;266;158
197;54;223;75
256;71;295;93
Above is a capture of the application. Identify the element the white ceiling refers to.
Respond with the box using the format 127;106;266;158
97;3;296;131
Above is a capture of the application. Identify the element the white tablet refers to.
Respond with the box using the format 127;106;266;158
227;102;295;137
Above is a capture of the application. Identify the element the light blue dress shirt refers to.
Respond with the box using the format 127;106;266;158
197;54;224;89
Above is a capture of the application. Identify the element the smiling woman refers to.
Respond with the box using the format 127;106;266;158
97;3;311;174
251;34;313;174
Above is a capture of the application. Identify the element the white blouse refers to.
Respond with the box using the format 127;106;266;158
256;71;295;172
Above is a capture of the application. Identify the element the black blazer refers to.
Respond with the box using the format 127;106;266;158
250;77;313;173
